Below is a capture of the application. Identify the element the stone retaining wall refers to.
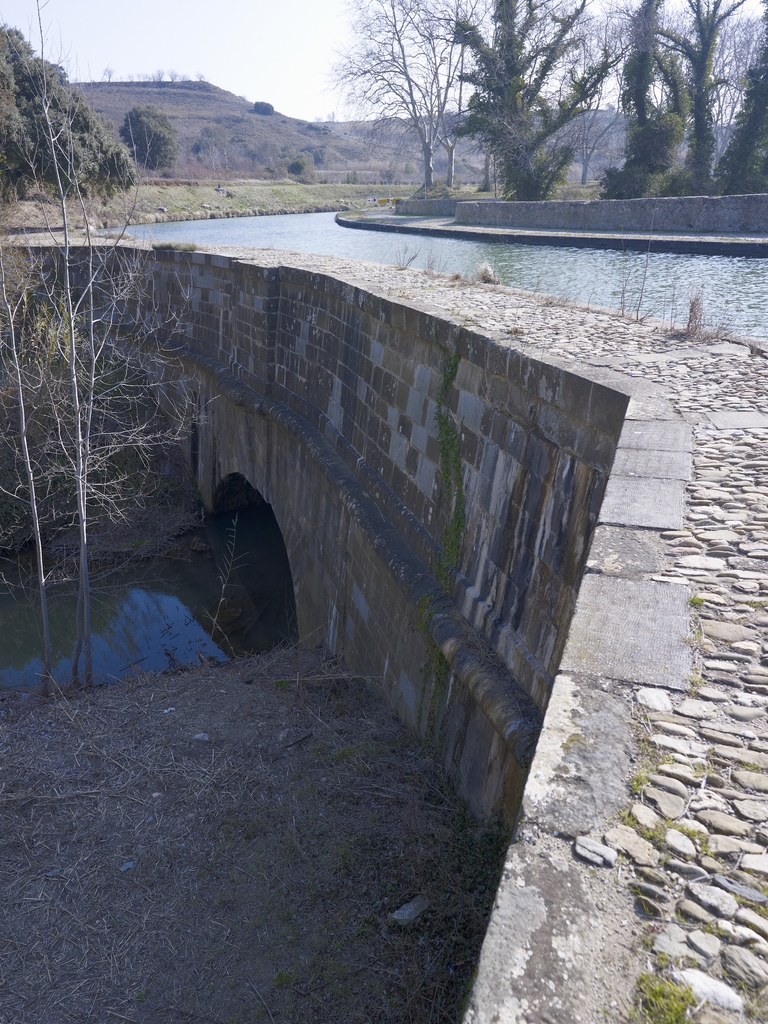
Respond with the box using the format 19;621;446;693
397;193;768;234
456;194;768;233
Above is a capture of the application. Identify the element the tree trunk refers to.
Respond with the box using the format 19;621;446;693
0;256;54;693
482;148;491;192
581;154;590;184
444;141;456;187
423;143;434;190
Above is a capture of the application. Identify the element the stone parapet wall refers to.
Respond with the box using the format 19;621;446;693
454;193;768;234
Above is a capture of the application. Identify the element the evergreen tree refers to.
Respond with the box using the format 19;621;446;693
457;0;617;201
717;0;768;193
660;0;747;194
0;27;135;198
120;105;178;171
602;0;687;198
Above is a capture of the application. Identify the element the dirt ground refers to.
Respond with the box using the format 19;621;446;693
0;645;509;1024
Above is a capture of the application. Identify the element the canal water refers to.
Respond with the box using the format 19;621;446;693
0;504;296;690
127;210;768;340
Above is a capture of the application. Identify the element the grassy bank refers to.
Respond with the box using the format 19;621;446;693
7;179;600;235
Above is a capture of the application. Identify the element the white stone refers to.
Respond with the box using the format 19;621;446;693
687;881;739;918
666;829;697;860
741;853;768;876
387;893;430;927
687;929;721;959
573;836;618;867
673;969;743;1012
636;687;672;711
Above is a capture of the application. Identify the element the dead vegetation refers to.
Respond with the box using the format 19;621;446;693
0;644;508;1023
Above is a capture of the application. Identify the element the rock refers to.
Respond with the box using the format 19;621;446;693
635;879;671;903
741;853;768;876
687;881;739;918
632;803;662;831
604;824;660;866
387;894;430;928
666;829;697;860
573;836;618;867
722;944;768;989
715;875;768;904
694;809;752;836
193;732;209;742
652;735;709;758
635;894;665;917
656;721;698;738
679;817;709;836
653;923;693;959
645;785;687;819
648;773;690;799
709;834;765;856
120;860;134;872
727;705;767;721
735;799;768;822
657;763;699;785
700;856;722;873
678;555;726;571
677;898;713;924
636;865;669;886
702;621;758;643
734;770;768;793
699;687;730;702
676;698;718;720
736;907;768;940
636;687;672;711
687;929;721;959
700;727;744;747
715;748;768;776
666;858;708;880
673;969;743;1012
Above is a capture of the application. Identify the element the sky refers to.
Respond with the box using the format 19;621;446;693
0;0;351;121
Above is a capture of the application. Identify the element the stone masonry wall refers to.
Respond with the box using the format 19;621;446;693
144;250;626;714
396;193;768;234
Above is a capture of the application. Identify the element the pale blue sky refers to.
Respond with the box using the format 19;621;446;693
0;0;350;120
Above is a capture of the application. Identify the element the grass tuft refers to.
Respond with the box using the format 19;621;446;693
635;973;696;1024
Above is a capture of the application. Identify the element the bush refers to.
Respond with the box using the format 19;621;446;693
120;106;178;171
253;101;274;115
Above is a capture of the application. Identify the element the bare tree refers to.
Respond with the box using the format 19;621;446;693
711;10;761;162
565;14;626;184
336;0;486;189
0;15;188;690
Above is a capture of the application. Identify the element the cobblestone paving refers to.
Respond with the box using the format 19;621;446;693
201;246;768;1018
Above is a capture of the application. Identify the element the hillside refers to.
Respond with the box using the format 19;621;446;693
76;80;483;185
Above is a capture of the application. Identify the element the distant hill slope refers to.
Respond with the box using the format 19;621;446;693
75;80;423;183
76;80;482;185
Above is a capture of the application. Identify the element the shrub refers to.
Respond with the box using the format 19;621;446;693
120;105;178;170
253;101;274;115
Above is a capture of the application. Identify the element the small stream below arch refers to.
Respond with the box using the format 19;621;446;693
0;501;297;691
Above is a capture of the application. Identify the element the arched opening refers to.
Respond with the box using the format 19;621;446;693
205;473;297;653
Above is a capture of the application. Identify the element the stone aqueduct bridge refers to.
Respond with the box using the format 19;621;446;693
134;247;629;825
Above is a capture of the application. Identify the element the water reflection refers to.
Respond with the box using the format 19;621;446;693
0;504;296;690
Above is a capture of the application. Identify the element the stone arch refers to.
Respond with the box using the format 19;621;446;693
212;472;265;514
208;472;298;648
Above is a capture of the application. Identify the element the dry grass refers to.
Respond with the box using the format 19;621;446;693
0;644;508;1024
